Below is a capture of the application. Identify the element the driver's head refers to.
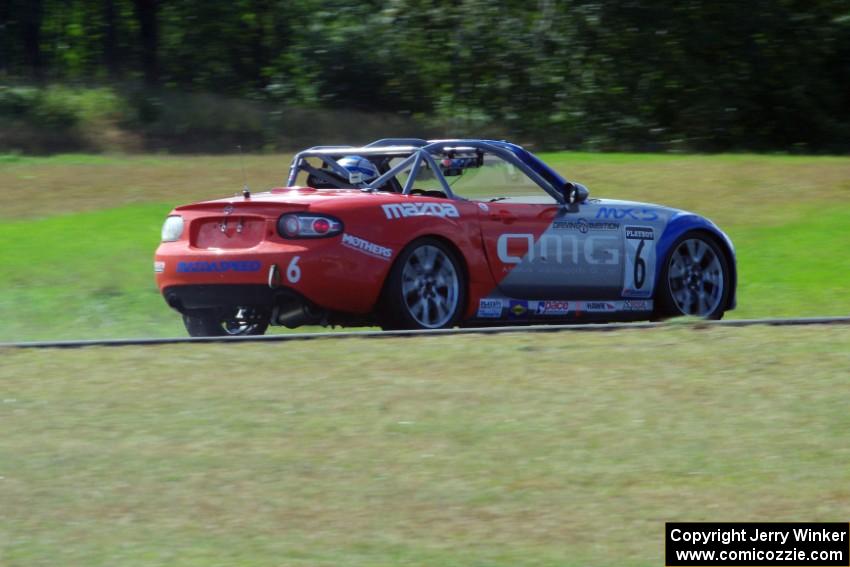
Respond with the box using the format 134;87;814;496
337;155;380;185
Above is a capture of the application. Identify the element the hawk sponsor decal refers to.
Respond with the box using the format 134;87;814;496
509;300;529;318
581;301;617;313
623;299;653;311
477;298;503;318
382;202;460;219
154;261;165;273
552;218;619;234
497;233;620;265
535;300;571;316
341;233;393;260
176;260;261;273
625;226;654;240
595;207;659;222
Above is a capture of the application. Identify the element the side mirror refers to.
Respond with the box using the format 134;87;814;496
562;182;589;204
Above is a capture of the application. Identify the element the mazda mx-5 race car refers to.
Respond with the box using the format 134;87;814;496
154;138;736;336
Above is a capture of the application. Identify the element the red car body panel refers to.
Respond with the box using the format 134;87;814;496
155;188;499;318
154;139;736;332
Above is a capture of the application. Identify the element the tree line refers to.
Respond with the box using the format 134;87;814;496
1;0;849;152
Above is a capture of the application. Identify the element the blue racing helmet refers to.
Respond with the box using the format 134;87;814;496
337;155;380;184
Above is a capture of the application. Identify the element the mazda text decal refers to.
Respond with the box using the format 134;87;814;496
341;233;393;260
382;203;459;219
177;260;261;273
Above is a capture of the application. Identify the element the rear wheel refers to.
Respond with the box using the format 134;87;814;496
182;307;270;337
656;233;730;320
381;238;466;330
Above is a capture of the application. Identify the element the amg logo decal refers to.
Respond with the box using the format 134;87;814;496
341;233;393;260
596;207;659;221
382;202;460;219
177;260;261;273
497;233;620;265
625;226;654;240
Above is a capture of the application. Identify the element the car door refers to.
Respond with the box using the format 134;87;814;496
478;198;624;300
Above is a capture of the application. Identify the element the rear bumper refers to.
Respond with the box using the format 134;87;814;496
163;284;302;313
155;237;389;314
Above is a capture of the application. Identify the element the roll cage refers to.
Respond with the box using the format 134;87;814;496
286;138;569;204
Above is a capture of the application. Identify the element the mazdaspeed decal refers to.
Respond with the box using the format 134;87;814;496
177;260;261;273
622;225;656;298
341;233;393;260
382;202;459;219
477;298;503;318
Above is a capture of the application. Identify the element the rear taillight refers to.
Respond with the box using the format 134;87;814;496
277;213;343;239
161;215;184;242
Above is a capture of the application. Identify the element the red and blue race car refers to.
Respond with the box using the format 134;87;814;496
154;139;736;336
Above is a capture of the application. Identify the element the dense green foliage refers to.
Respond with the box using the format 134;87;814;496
2;1;849;152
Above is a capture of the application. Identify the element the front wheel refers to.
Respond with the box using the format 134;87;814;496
380;238;467;330
656;233;730;320
182;307;270;337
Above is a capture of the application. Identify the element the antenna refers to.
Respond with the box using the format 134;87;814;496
238;145;251;199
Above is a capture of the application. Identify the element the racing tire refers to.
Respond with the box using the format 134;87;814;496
182;307;270;337
655;232;731;320
380;237;467;330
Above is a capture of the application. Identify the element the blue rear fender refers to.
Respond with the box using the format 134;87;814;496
656;213;737;310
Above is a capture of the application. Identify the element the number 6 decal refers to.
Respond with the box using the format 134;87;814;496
287;256;302;283
622;226;655;298
633;239;646;289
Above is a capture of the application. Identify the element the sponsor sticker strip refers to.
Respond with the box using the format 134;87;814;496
475;299;653;318
477;299;503;318
177;260;261;273
341;233;393;260
382;203;459;219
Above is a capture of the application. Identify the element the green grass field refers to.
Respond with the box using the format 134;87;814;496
2;326;849;566
1;151;848;341
2;153;849;566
